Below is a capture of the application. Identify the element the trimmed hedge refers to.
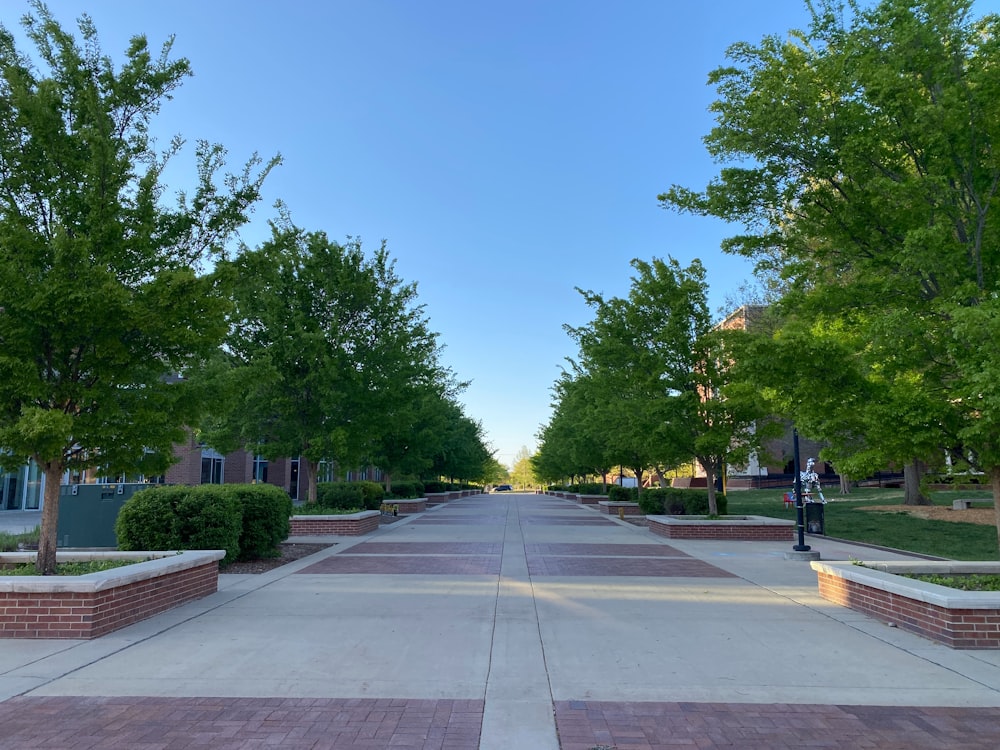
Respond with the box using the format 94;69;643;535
607;485;639;503
115;483;294;565
317;481;385;510
572;482;607;495
639;487;728;516
227;483;293;559
386;480;424;499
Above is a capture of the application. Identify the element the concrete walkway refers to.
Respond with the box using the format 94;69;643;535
2;493;1000;748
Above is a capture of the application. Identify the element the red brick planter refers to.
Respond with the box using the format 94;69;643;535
812;561;1000;649
577;494;604;506
647;515;794;541
425;492;451;506
289;510;380;536
0;550;223;639
386;498;427;515
598;501;641;516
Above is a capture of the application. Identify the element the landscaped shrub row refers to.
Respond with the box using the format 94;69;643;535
639;487;728;516
571;482;607;495
607;485;639;503
386;480;424;499
316;481;385;510
115;484;292;565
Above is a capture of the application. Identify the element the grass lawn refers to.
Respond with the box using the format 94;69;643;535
725;487;999;560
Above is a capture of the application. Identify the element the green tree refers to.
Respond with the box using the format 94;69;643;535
211;225;437;503
482;456;510;486
567;258;769;514
534;371;612;485
510;445;537;489
427;401;492;485
660;0;1000;532
0;4;276;573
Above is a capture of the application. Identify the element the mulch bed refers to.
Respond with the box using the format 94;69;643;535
222;542;335;574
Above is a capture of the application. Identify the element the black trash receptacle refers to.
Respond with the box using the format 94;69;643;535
805;502;825;535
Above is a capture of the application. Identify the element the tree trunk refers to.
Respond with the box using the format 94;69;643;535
903;459;931;506
992;466;1000;559
701;457;719;516
630;467;644;491
384;472;393;495
36;461;64;575
838;472;852;495
304;459;318;503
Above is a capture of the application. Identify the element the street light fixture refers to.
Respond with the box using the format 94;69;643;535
792;428;810;553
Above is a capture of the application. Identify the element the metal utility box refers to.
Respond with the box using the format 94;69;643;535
56;483;151;548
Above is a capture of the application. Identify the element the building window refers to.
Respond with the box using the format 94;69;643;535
253;455;268;484
317;460;333;483
201;450;224;484
289;458;299;500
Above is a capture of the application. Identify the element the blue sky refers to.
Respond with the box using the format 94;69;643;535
11;1;852;467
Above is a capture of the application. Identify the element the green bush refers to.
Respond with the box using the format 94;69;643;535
116;485;244;565
575;482;606;495
115;486;184;552
607;485;639;502
317;482;364;510
639;487;727;516
356;481;385;510
172;486;243;564
316;480;384;509
422;480;448;494
228;483;293;560
387;480;424;499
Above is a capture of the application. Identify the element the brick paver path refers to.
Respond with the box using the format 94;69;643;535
554;700;1000;750
5;494;1000;749
0;696;483;750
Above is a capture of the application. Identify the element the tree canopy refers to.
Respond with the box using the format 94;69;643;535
540;257;770;512
0;3;277;572
660;0;1000;540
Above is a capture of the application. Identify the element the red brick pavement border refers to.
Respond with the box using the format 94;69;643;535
526;555;735;577
0;696;484;750
525;543;691;558
410;517;506;525
297;555;502;575
519;516;617;525
554;700;1000;750
346;542;502;555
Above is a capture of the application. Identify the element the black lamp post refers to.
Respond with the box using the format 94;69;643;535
792;428;810;552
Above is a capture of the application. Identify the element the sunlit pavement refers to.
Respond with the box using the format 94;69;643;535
2;493;1000;748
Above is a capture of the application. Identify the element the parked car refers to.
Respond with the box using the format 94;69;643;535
493;484;512;492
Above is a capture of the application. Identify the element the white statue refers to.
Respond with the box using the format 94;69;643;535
801;458;826;504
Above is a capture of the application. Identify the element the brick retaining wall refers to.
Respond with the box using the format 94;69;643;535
598;501;642;516
289;511;380;536
647;515;794;541
0;551;223;639
813;561;1000;649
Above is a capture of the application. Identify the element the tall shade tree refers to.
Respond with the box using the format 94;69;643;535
567;257;769;514
0;4;277;573
660;0;1000;540
427;401;492;486
534;371;613;486
214;225;438;503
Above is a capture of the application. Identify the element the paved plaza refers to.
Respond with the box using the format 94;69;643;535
2;493;1000;748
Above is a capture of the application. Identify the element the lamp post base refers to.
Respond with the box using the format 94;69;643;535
785;549;821;561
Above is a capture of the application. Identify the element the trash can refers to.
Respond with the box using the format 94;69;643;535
805;502;825;535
